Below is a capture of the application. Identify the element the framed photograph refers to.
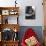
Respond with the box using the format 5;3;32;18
2;10;9;15
25;6;35;19
9;10;17;15
10;11;15;15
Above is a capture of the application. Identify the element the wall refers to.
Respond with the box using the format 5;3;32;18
18;0;44;26
0;0;44;26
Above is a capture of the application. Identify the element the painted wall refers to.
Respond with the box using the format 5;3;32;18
0;0;44;26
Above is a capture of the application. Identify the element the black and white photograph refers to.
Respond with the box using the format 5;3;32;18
25;6;35;19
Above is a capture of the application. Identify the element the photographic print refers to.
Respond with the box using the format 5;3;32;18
25;6;35;19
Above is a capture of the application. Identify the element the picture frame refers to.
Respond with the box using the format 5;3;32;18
2;10;9;15
25;6;35;19
9;10;18;15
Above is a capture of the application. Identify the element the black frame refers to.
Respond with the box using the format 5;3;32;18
25;6;35;19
